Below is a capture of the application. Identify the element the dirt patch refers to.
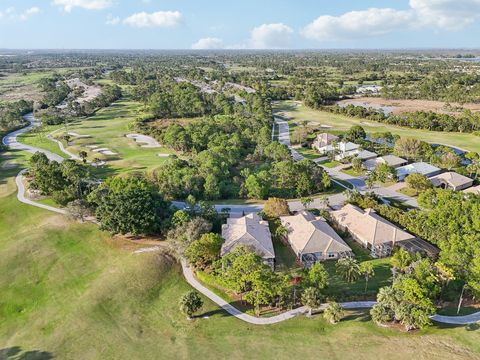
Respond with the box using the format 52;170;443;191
338;97;480;116
39;214;70;229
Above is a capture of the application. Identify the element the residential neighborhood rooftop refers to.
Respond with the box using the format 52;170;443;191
429;171;474;191
221;213;275;260
331;204;415;247
280;211;352;258
396;162;442;180
463;185;480;195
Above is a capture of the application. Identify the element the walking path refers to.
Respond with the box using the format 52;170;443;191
2;113;64;162
47;127;81;160
2;114;479;326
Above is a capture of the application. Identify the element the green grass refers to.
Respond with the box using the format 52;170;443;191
1;153;480;359
296;147;323;160
18;124;66;158
342;167;366;177
318;160;341;168
19;95;175;177
274;100;480;153
398;187;419;197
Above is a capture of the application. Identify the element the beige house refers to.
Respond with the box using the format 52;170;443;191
464;185;480;195
364;155;408;171
429;172;474;191
331;204;416;258
221;213;275;267
312;133;339;151
280;211;352;267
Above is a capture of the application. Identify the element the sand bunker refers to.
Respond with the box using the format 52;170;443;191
68;132;91;138
92;148;117;156
126;134;161;148
157;154;170;157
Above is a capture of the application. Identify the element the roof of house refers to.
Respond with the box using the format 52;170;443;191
280;211;352;256
356;150;377;160
331;204;415;247
323;141;360;153
429;172;473;188
221;213;275;259
381;155;408;167
314;133;339;147
396;162;441;178
463;185;480;194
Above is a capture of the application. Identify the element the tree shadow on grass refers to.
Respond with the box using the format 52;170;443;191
0;346;54;359
342;309;372;323
433;321;480;331
195;308;233;319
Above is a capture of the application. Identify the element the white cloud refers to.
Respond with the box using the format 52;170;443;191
0;6;41;21
192;37;224;50
410;0;480;30
302;8;412;41
248;23;293;49
20;7;40;20
106;14;120;25
52;0;113;12
302;0;480;42
123;11;182;28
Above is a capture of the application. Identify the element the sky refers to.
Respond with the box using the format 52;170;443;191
0;0;480;49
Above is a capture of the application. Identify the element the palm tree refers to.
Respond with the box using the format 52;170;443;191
359;262;375;293
336;257;361;283
323;302;344;324
179;291;203;320
301;287;323;317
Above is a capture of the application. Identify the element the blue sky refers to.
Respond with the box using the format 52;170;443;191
0;0;479;49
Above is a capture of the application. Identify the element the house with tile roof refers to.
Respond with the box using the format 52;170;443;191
331;204;438;258
280;211;353;267
429;171;474;191
221;213;275;267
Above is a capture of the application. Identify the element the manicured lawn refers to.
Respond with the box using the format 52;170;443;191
18;124;67;158
398;186;419;197
1;155;480;359
296;147;322;160
274;100;480;153
318;160;341;168
321;236;393;300
342;167;366;177
19;95;175;177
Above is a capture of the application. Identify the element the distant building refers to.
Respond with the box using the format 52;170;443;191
312;133;339;151
221;213;275;267
429;172;474;191
356;85;383;95
280;211;352;267
396;162;442;181
331;204;438;258
318;141;361;161
364;155;408;171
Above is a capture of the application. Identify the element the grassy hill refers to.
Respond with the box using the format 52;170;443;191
1;154;480;359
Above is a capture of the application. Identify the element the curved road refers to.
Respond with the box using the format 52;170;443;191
2;113;479;326
2;113;65;162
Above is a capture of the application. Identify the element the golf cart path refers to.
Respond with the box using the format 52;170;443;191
3;115;480;326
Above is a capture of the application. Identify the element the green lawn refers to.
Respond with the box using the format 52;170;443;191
318;160;341;168
342;167;366;177
323;238;392;300
274;100;480;153
398;187;419;197
19;96;175;176
296;147;323;160
1;153;480;359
